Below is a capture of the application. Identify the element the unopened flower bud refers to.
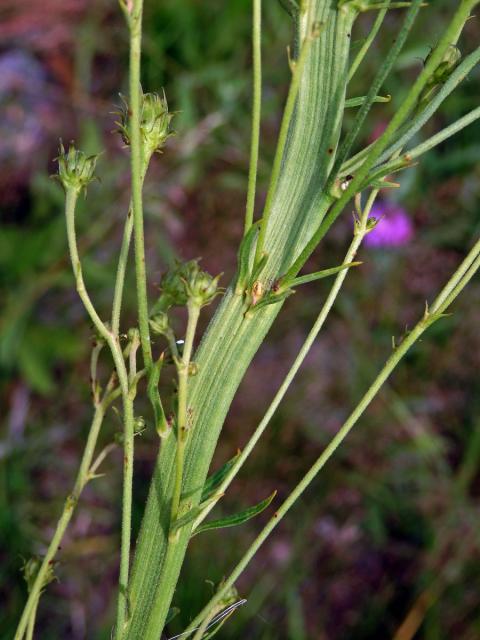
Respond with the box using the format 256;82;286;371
183;262;222;308
116;90;173;158
149;312;171;336
56;142;99;193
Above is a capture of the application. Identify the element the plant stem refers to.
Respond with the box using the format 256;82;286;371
25;597;38;640
111;159;149;337
116;394;135;638
63;187;136;638
193;192;378;531
368;105;480;183
244;0;262;235
111;206;134;337
348;3;389;82
170;303;201;528
14;395;112;640
333;0;420;179
283;0;479;284
129;0;152;368
182;233;480;638
253;2;315;265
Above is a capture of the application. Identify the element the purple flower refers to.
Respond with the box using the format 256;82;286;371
364;201;414;248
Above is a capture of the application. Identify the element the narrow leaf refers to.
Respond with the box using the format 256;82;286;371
171;494;220;533
193;491;277;536
290;262;361;288
201;452;241;503
236;221;261;292
345;94;391;108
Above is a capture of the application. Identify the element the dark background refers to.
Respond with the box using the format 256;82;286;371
1;1;480;638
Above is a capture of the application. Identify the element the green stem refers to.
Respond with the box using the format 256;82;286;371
14;396;111;640
25;597;38;640
63;187;135;638
244;0;262;235
348;3;389;82
283;0;479;284
253;3;315;264
111;206;134;337
193;191;378;532
367;105;480;183
342;45;480;177
116;395;135;638
170;303;201;528
333;0;419;179
182;232;480;638
111;158;150;337
129;0;152;368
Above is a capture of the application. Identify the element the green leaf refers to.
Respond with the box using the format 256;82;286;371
171;494;220;534
193;491;277;536
147;356;168;438
289;262;361;288
235;221;261;292
369;179;400;190
345;94;391;108
248;289;293;314
165;607;180;625
201;452;241;503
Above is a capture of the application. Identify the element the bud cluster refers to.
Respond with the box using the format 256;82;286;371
154;260;222;311
56;142;99;193
116;90;173;158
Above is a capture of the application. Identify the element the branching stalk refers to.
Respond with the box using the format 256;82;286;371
63;186;136;638
283;0;479;284
14;390;116;640
182;233;480;638
193;190;380;531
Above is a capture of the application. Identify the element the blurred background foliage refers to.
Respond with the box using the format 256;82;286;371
1;0;480;638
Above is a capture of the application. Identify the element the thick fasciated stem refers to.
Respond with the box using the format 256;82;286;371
124;3;356;638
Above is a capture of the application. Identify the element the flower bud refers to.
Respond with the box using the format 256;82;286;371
152;260;222;310
149;312;171;336
116;90;173;158
56;142;99;193
183;261;222;308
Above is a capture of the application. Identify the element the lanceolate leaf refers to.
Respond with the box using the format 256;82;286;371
344;94;391;108
289;262;361;288
201;452;241;503
193;491;277;537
